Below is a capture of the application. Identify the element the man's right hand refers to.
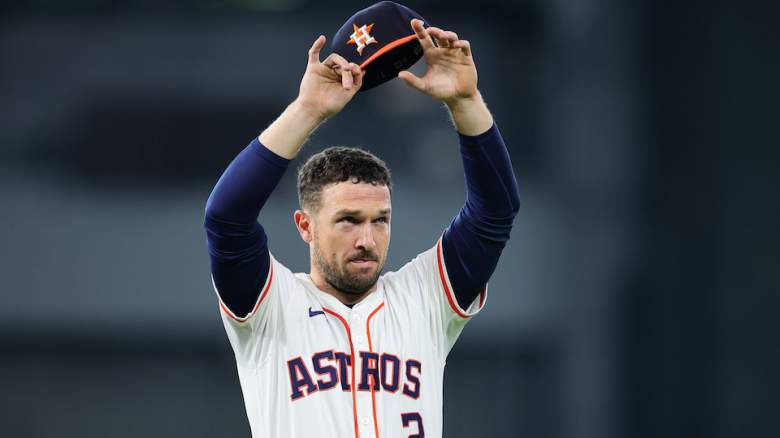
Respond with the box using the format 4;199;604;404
296;35;364;121
257;35;363;160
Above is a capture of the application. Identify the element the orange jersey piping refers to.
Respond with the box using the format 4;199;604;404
217;262;274;323
436;238;486;319
366;302;386;438
323;308;359;438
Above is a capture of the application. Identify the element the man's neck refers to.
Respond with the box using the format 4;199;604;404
309;268;376;306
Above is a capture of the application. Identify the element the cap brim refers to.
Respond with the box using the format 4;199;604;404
359;34;417;69
358;36;423;91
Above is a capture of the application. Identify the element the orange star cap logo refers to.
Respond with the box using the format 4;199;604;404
347;22;378;56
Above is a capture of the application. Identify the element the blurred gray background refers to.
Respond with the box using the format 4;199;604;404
1;1;778;437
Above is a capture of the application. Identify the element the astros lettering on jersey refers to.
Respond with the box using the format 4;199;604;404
214;236;487;438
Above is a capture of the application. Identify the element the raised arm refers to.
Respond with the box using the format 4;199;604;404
204;35;364;317
398;19;521;308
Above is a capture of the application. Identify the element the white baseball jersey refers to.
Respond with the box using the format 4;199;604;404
214;236;488;438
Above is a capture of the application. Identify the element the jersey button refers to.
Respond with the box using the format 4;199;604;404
355;335;365;344
360;417;369;425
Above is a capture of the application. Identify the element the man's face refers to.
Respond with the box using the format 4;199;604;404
310;181;391;296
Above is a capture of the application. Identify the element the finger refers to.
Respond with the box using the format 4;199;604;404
323;53;350;70
427;27;457;42
427;27;458;48
433;35;449;48
308;35;326;65
340;61;360;90
349;62;363;77
351;63;364;89
340;67;353;90
410;18;435;51
426;27;444;47
444;31;459;46
451;39;472;57
397;70;425;92
327;56;354;89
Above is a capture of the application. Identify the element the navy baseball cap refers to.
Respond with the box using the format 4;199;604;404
331;1;428;91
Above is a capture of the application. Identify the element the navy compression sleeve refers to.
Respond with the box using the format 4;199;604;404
204;138;290;317
442;123;521;309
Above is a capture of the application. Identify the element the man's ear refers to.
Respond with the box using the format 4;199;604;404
294;210;314;244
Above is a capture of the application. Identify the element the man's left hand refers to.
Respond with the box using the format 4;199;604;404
398;19;478;104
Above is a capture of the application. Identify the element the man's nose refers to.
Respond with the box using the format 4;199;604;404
356;222;376;250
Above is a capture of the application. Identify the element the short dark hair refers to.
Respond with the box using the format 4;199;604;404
297;146;392;211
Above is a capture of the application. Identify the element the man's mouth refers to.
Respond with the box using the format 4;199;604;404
349;258;376;265
349;256;376;266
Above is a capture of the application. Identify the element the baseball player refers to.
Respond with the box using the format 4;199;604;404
204;17;520;438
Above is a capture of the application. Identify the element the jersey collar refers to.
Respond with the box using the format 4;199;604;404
303;274;385;318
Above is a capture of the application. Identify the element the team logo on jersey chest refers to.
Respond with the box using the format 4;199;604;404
287;350;421;401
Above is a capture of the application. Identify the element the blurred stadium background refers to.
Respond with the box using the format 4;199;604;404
1;1;777;437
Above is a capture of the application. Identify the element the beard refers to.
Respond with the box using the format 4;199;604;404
312;239;384;296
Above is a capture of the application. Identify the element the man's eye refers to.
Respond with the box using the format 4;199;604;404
340;217;359;224
374;217;388;223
